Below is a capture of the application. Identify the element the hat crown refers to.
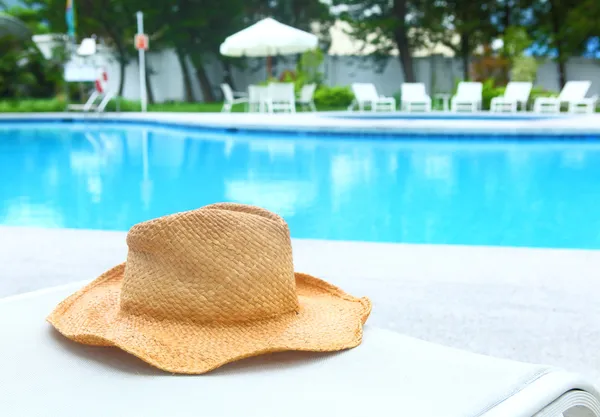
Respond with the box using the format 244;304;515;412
120;203;299;322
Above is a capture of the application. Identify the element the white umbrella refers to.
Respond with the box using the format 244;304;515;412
0;13;31;41
220;17;318;76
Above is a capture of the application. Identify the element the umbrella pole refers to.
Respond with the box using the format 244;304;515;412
267;55;272;79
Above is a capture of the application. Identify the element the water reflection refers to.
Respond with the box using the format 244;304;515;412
1;122;600;249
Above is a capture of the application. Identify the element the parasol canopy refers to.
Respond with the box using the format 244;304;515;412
0;13;31;41
220;18;318;57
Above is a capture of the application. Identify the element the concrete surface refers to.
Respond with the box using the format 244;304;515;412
1;225;599;382
1;111;599;136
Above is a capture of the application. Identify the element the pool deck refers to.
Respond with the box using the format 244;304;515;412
2;112;600;381
3;225;600;382
1;111;600;136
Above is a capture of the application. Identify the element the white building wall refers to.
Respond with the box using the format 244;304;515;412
100;49;600;102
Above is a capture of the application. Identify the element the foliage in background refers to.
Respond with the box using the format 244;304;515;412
333;0;427;83
313;86;354;108
511;56;538;82
470;46;509;85
2;0;600;102
0;98;353;112
0;98;66;112
296;48;324;87
528;0;591;88
566;0;600;58
257;49;325;92
427;0;500;81
502;26;538;82
480;78;504;109
502;26;531;59
0;36;63;99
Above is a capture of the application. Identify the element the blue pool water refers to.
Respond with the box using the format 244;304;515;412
330;113;557;121
1;122;600;249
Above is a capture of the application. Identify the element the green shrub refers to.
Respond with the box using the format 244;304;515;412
481;79;505;110
502;27;532;60
314;86;354;108
0;98;65;112
529;87;557;101
296;48;324;89
0;37;63;99
511;56;538;82
101;98;143;112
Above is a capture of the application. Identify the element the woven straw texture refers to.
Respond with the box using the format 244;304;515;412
47;203;371;374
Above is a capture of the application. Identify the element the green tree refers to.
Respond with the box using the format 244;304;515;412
566;0;600;58
528;0;590;88
333;0;424;82
20;0;137;96
242;0;334;83
75;0;137;97
502;27;538;82
425;0;498;80
132;0;247;102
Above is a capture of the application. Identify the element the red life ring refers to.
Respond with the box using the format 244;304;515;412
95;69;108;93
95;79;104;93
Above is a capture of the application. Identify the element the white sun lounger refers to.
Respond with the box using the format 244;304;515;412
400;82;432;112
349;83;396;111
533;81;596;114
220;83;248;112
490;82;533;113
451;81;483;112
297;83;317;112
1;283;599;417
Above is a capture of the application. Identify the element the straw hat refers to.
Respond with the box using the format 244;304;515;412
48;203;371;374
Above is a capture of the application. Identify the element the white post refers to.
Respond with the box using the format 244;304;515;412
136;11;147;112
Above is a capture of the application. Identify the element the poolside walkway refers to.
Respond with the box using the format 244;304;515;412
2;225;600;382
1;111;600;136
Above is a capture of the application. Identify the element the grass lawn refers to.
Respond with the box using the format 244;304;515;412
0;98;347;113
0;98;597;113
146;101;347;112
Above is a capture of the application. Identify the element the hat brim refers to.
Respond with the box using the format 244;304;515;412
47;264;371;374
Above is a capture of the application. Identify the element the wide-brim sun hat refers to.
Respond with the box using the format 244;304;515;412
48;203;371;374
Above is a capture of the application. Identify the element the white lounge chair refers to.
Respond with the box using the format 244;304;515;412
67;70;115;113
451;82;483;112
349;83;396;112
400;83;432;112
67;90;115;113
1;283;600;417
248;85;272;113
220;83;248;113
297;83;317;112
490;82;533;113
533;81;596;114
67;87;115;113
268;82;296;113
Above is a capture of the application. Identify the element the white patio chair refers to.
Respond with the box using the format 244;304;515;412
400;83;432;112
67;87;116;113
67;89;101;112
1;283;600;417
349;83;396;112
533;81;595;114
248;85;272;113
490;82;533;113
268;82;296;113
451;82;483;112
220;83;248;113
297;83;317;112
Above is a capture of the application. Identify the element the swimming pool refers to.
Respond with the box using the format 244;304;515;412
2;121;600;249
329;113;558;121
